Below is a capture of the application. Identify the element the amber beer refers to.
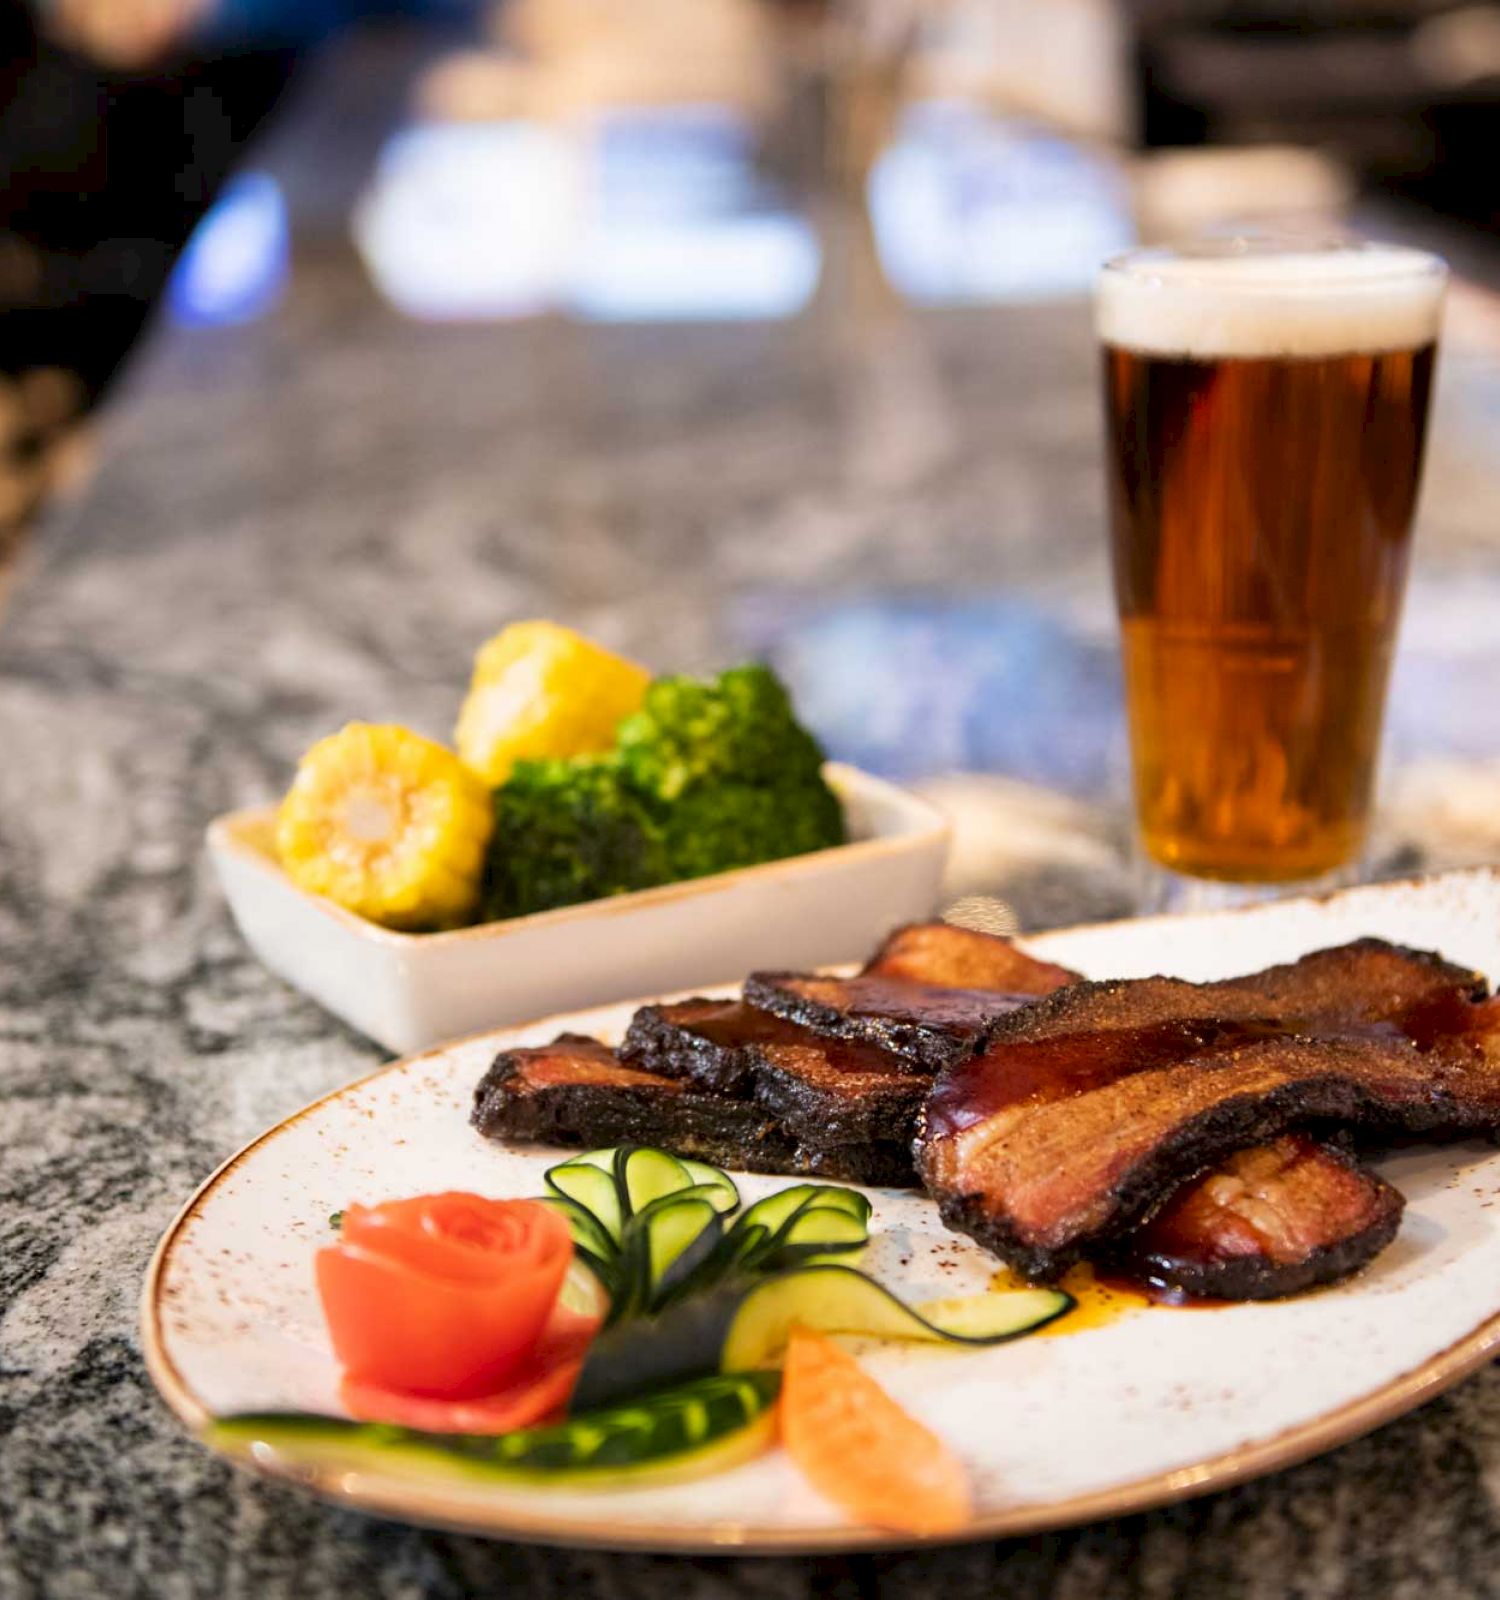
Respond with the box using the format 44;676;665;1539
1098;242;1446;883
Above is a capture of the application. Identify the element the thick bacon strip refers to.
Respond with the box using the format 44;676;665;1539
621;924;1082;1158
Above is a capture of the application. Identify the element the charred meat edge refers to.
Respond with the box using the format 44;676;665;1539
622;998;929;1145
472;1036;915;1185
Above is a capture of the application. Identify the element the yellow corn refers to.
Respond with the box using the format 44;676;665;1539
455;620;650;786
276;723;492;930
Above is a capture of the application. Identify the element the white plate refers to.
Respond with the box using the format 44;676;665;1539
144;867;1500;1552
208;763;949;1055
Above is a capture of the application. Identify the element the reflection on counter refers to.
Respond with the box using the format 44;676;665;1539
742;595;1124;794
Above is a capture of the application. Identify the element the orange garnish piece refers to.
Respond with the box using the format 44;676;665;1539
779;1327;972;1536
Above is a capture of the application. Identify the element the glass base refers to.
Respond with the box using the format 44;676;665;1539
1132;853;1363;916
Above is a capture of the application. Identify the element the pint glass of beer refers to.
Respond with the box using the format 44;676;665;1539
1097;238;1446;892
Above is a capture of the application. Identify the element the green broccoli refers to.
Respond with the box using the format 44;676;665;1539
616;664;828;802
481;663;847;919
481;755;669;920
662;775;846;882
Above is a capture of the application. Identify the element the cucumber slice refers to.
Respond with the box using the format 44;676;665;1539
209;1372;780;1490
609;1188;735;1322
731;1185;823;1237
618;1147;695;1215
641;1194;724;1301
572;1283;747;1411
607;1192;723;1322
778;1208;869;1251
792;1188;872;1221
540;1153;934;1360
568;1148;622;1174
545;1162;624;1242
675;1159;739;1214
735;1186;870;1241
721;1264;1074;1371
729;1186;871;1274
539;1195;617;1265
913;1292;1072;1338
576;1265;1072;1409
557;1258;612;1321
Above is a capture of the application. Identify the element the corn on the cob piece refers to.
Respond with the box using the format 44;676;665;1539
455;620;650;787
277;723;492;931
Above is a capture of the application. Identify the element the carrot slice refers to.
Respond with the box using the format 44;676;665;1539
779;1327;972;1536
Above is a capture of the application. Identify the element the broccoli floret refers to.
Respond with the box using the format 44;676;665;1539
482;663;847;920
481;755;670;919
662;776;847;882
616;664;827;803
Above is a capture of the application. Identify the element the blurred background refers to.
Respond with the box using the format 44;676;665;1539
9;1;1500;395
6;0;1500;919
9;0;1500;455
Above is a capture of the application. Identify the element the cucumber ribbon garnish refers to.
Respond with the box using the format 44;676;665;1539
211;1147;1073;1485
210;1371;780;1487
542;1147;1074;1411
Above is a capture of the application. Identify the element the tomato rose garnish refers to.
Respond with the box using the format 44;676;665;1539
316;1193;573;1399
338;1302;600;1433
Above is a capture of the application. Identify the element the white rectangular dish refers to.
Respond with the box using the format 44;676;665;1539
207;763;950;1054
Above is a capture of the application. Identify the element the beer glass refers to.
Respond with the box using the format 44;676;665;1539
1097;237;1446;899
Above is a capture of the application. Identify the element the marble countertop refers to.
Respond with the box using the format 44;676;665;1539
11;50;1500;1600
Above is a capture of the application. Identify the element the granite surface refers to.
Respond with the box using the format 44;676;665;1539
11;51;1500;1600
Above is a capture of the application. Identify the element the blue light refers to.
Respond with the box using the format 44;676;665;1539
166;173;290;327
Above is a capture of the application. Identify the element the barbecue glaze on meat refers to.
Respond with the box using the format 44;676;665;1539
917;940;1494;1280
866;930;1412;1297
477;923;1079;1188
472;927;1493;1302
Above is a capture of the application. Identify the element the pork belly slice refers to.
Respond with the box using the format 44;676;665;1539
471;1034;912;1185
917;940;1495;1280
742;922;1083;1071
1117;1135;1405;1300
870;927;1405;1297
621;998;929;1145
621;999;818;1097
921;1030;1491;1281
865;922;1080;995
741;972;1032;1071
623;925;1078;1128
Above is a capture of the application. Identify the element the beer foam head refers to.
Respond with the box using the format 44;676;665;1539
1097;240;1446;359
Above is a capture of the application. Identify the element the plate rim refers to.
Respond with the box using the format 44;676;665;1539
142;866;1500;1554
